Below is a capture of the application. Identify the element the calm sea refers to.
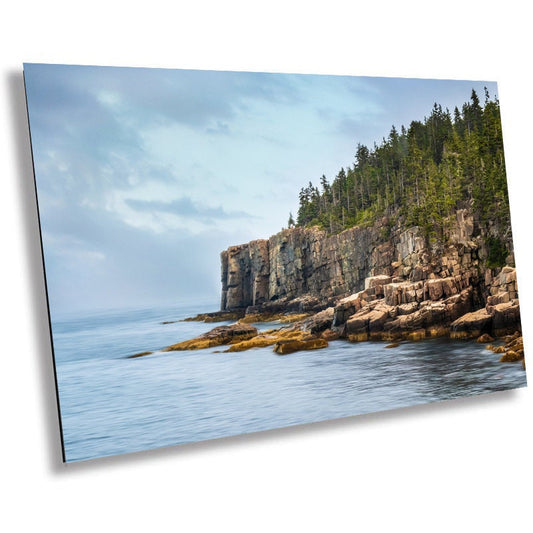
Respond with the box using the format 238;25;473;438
51;302;527;462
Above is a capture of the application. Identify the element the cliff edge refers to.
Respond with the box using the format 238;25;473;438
220;208;516;315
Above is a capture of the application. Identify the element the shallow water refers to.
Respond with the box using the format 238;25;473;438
51;303;527;462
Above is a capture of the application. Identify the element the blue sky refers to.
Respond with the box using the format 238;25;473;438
24;63;497;315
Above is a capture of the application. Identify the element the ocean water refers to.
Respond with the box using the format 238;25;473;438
51;302;527;462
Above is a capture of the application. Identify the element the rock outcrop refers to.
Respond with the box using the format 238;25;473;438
273;338;328;355
160;321;330;356
163;323;258;351
486;332;525;366
222;209;514;309
220;239;270;310
220;225;385;310
218;208;522;342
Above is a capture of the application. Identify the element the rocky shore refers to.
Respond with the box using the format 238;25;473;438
158;268;523;368
136;209;524;369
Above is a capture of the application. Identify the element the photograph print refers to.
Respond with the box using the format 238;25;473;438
24;63;526;462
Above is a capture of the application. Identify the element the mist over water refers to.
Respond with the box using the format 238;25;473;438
52;303;527;462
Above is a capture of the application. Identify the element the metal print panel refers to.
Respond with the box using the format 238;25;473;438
24;63;527;462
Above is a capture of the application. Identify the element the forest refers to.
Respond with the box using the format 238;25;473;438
292;89;510;258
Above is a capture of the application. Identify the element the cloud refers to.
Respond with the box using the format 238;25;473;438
40;201;256;314
25;64;301;129
23;64;303;209
24;64;499;315
206;121;230;135
126;197;256;222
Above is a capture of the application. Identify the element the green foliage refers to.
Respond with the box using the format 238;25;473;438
294;90;510;245
486;237;508;268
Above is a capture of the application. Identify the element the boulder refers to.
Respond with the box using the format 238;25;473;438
301;307;334;333
476;333;494;343
397;302;419;315
425;277;458;301
364;275;393;296
321;328;340;341
286;294;324;312
487;334;525;365
383;302;445;334
274;338;328;355
443;288;473;322
332;292;364;326
487;292;510;306
383;281;424;306
368;307;391;332
425;278;444;301
418;301;447;326
345;308;372;335
450;309;492;339
383;311;424;333
490;300;521;335
500;350;522;362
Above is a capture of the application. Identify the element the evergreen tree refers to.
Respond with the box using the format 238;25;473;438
291;91;509;248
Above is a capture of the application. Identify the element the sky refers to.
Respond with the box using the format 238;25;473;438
24;63;498;316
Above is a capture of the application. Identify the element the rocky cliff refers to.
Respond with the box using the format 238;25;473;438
220;209;517;316
163;208;521;364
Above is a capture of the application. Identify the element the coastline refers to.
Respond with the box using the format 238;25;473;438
143;272;524;370
55;302;527;462
146;207;525;369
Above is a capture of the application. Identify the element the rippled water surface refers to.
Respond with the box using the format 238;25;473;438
52;303;527;462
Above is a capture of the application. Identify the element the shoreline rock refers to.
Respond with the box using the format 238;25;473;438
182;310;245;323
216;210;522;346
274;338;328;355
486;332;524;365
151;261;522;363
161;321;330;356
139;297;523;364
238;312;312;324
127;351;153;358
163;323;258;351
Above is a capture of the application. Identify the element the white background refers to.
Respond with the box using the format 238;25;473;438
1;2;531;531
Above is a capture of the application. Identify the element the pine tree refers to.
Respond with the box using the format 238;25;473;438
292;91;508;244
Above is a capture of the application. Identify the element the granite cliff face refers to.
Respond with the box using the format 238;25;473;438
161;208;521;363
220;209;516;315
220;225;382;310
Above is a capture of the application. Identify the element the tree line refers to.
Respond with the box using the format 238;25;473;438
292;89;510;249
